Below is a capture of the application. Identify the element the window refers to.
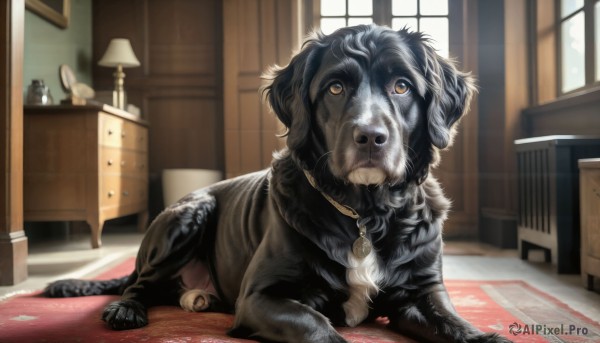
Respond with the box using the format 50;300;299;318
391;0;449;58
320;0;373;34
560;0;586;92
558;0;600;93
317;0;450;58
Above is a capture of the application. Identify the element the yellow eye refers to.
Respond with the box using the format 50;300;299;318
328;82;344;95
394;80;410;95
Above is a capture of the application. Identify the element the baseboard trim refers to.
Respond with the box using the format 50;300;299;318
0;231;28;285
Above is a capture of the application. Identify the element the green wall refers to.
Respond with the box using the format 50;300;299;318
23;0;92;103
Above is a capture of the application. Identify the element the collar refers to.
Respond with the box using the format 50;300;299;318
302;169;360;220
303;169;373;259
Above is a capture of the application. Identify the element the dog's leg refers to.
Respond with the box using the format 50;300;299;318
387;283;512;343
44;275;130;297
102;192;217;330
230;293;348;343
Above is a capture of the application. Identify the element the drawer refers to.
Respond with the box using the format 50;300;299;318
24;173;86;212
100;147;148;176
100;113;148;152
123;120;148;152
100;175;148;208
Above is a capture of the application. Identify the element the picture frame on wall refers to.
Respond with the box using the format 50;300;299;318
25;0;70;29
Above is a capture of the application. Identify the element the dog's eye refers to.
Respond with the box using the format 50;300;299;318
394;80;410;95
328;82;344;95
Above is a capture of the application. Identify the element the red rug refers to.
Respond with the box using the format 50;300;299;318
1;259;599;343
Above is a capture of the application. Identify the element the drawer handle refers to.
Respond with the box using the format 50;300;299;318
107;159;113;166
122;191;129;197
121;160;126;167
108;129;114;135
121;131;126;138
108;190;115;198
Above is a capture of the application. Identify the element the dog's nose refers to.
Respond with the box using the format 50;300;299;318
353;125;388;150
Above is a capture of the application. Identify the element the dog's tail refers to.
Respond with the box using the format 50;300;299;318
43;275;132;298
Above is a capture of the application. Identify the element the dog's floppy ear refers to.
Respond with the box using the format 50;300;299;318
262;34;324;153
407;32;476;149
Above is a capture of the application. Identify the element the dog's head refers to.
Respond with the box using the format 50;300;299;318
264;25;475;186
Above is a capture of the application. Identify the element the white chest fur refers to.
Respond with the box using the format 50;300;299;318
343;251;382;327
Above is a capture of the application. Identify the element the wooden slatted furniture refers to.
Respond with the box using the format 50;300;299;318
515;136;600;273
23;103;149;248
579;158;600;290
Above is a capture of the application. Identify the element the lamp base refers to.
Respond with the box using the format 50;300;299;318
112;89;126;110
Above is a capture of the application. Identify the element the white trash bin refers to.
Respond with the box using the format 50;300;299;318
162;169;222;207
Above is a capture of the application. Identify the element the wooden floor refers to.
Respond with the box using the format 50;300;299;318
1;230;599;322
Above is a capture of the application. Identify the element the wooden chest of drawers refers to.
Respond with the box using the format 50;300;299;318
579;158;600;290
24;104;149;248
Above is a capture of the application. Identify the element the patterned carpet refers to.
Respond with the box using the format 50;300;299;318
1;259;599;342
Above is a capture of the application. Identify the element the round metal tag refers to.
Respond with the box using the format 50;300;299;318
352;236;372;259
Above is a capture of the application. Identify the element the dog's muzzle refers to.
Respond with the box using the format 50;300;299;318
347;124;390;185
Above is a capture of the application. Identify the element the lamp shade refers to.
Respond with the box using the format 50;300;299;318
98;38;140;68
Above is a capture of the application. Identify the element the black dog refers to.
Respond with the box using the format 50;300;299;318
45;25;511;343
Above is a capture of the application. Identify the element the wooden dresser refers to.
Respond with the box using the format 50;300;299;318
24;104;149;248
579;158;600;290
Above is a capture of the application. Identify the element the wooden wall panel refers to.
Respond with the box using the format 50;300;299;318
476;0;528;247
0;0;28;286
535;0;557;104
223;0;300;178
93;0;145;84
147;97;219;170
239;91;261;131
238;90;262;173
238;0;261;74
523;89;600;137
146;0;217;75
93;0;223;216
433;0;479;237
240;131;263;172
224;130;241;174
503;0;529;213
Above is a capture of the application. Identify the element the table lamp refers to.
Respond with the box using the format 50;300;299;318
98;38;140;110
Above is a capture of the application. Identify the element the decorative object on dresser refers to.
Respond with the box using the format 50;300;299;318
515;135;600;274
23;104;149;248
59;64;95;105
98;38;140;110
579;158;600;290
26;79;54;105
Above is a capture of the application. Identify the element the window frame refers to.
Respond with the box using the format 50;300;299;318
389;0;449;32
307;0;463;60
556;0;600;95
309;0;387;27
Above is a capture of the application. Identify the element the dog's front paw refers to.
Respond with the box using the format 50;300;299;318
467;332;513;343
102;299;148;330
